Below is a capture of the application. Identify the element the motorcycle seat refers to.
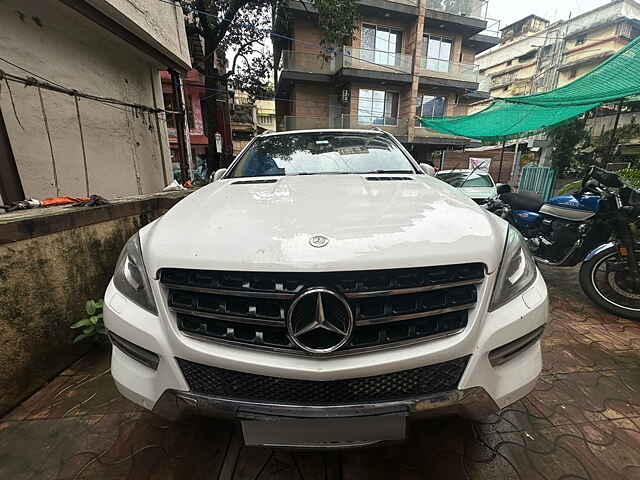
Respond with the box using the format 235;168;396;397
501;192;544;212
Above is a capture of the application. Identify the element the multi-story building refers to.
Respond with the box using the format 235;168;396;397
162;68;209;179
274;0;499;161
477;0;640;103
256;99;277;132
477;15;552;101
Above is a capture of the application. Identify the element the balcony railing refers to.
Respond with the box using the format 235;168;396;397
341;115;410;137
281;115;464;140
339;47;413;75
281;116;341;131
281;51;337;75
477;18;501;37
425;0;488;20
419;58;480;83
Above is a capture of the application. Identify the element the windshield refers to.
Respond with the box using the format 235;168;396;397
226;132;416;178
437;172;494;188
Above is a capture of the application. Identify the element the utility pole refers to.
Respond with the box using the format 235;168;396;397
170;70;191;183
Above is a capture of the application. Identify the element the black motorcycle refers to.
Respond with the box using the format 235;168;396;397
485;167;640;319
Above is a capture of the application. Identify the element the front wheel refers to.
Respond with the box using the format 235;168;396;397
580;245;640;320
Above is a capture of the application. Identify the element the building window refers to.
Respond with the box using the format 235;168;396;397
575;35;586;46
569;68;577;79
357;89;399;126
259;115;273;125
415;95;446;126
424;35;453;72
362;24;403;66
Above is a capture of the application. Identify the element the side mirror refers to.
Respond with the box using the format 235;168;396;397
419;163;435;176
496;183;512;195
210;168;227;182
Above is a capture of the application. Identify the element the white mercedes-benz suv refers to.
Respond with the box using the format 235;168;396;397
104;129;548;448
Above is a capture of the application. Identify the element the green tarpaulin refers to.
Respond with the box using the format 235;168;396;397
420;35;640;140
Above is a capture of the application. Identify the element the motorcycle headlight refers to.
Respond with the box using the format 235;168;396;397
489;226;537;311
113;233;157;314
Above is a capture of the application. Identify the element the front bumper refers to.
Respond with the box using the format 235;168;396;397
104;269;548;432
151;386;499;423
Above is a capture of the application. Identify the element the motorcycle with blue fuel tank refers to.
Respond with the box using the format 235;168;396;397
485;166;640;319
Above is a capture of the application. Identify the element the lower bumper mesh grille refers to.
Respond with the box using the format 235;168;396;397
177;356;470;405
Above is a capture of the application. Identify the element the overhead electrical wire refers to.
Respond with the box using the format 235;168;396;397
0;57;178;116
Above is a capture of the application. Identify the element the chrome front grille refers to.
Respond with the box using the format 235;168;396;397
160;264;484;355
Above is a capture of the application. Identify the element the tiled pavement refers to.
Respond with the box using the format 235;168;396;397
2;265;640;479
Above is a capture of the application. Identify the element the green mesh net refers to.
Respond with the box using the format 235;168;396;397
419;35;640;140
420;102;599;141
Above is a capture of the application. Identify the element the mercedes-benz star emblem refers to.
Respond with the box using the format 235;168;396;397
309;235;329;248
286;288;354;354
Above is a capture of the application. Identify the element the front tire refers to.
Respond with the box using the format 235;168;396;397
579;246;640;320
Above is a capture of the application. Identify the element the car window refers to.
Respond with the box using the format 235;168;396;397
226;132;416;178
436;172;494;188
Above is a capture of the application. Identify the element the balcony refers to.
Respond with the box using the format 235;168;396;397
463;74;491;99
419;58;480;87
477;74;491;92
424;0;488;36
425;0;487;19
338;47;413;82
341;115;409;138
281;50;336;75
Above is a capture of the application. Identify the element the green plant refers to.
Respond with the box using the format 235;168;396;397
621;168;640;188
71;299;106;344
557;168;640;196
548;118;590;177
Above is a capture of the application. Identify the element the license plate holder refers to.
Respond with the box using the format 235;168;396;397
241;414;406;448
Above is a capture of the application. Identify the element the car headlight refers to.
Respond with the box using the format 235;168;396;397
113;233;157;314
489;226;537;311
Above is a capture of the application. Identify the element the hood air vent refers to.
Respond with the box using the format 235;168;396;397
365;176;414;182
231;179;278;185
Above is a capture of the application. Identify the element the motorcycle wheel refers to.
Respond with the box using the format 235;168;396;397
579;245;640;320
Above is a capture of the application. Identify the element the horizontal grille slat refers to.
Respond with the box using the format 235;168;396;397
161;264;483;355
177;356;470;405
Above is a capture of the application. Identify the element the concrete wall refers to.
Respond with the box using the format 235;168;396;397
587;111;639;137
443;150;515;184
0;0;188;200
0;192;189;416
89;0;190;67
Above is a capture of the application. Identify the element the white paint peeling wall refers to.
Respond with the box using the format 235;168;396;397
0;0;186;199
87;0;190;68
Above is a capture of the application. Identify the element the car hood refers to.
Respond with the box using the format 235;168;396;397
142;175;507;276
460;186;497;199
